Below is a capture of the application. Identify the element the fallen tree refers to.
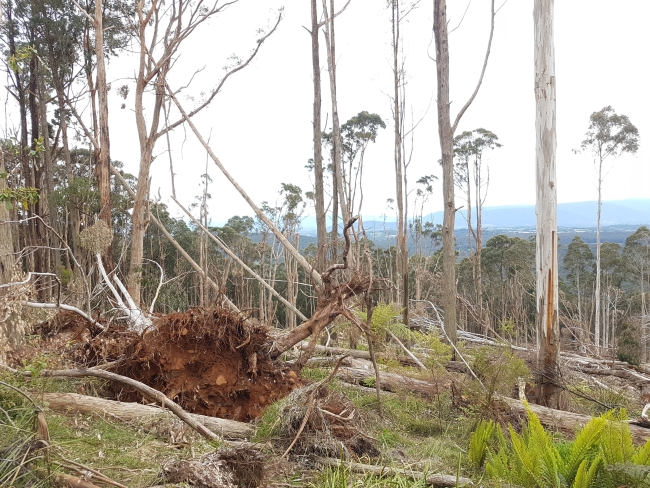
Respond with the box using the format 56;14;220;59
335;366;446;399
39;392;252;439
498;396;650;445
327;359;650;444
5;366;222;441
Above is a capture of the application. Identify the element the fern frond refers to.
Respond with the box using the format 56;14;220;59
599;413;634;465
561;414;606;485
571;455;603;488
525;405;563;487
632;438;650;465
385;322;415;341
468;420;496;468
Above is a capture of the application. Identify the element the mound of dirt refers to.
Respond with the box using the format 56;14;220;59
85;308;300;422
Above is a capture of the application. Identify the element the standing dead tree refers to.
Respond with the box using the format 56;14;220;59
534;0;561;408
433;0;496;346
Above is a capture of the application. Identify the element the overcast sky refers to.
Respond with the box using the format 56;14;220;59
93;1;650;225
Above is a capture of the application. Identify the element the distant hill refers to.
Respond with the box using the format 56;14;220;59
300;199;650;233
440;198;650;229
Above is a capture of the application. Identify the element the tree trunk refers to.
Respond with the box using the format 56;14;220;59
499;396;650;445
94;0;113;268
322;0;348;232
534;0;561;408
433;0;457;345
0;150;13;284
595;154;602;348
391;0;409;327
311;0;327;271
28;54;45;288
475;161;485;334
38;75;58;301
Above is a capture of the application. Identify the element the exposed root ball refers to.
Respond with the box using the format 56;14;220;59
90;308;300;421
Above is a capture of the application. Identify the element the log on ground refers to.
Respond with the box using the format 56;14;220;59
499;396;650;445
40;392;253;439
335;367;445;398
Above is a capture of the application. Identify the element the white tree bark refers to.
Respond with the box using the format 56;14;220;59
595;153;602;347
534;0;561;407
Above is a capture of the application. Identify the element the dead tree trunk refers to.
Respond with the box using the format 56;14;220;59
310;0;327;271
94;0;112;267
321;0;349;242
433;1;456;345
534;0;561;408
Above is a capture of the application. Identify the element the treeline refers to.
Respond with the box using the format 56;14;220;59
0;1;648;367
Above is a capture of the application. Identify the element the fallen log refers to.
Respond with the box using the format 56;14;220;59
29;368;220;441
498;396;650;445
317;457;472;487
577;366;650;384
335;367;444;398
52;472;103;488
301;344;421;367
40;392;253;439
302;344;473;372
333;364;650;445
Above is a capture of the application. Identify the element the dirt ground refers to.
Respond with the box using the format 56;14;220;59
20;308;301;422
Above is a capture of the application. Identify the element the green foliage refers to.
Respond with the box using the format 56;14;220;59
480;406;650;488
0;186;40;210
7;45;37;73
497;319;516;341
468;419;497;468
252;399;286;442
563;235;595;290
356;302;408;339
581;106;640;160
468;347;530;407
59;266;71;287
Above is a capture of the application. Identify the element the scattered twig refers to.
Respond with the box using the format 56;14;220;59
56;455;128;488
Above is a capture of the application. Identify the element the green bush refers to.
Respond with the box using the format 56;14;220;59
467;346;530;408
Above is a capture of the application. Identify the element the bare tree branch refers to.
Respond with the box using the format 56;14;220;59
158;10;283;138
171;195;309;322
451;0;495;135
164;84;324;288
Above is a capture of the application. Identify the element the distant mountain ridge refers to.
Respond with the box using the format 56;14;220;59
300;199;650;233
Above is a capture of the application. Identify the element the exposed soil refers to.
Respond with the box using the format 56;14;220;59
27;308;301;422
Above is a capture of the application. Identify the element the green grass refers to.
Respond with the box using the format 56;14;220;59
251;397;287;442
332;382;473;477
1;376;216;487
305;464;433;487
